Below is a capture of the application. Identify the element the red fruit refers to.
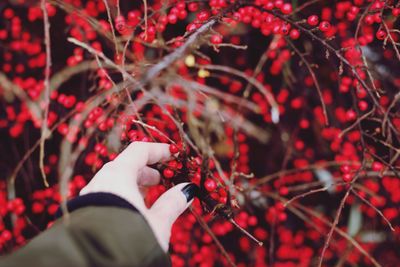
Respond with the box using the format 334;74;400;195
114;15;126;32
319;21;331;32
197;11;210;21
345;109;357;121
280;24;290;35
358;100;368;111
1;230;12;241
343;173;353;183
163;168;175;179
340;165;350;173
188;2;198;12
204;179;217;192
210;34;222;44
289;29;300;40
169;144;180;154
168;160;178;169
376;30;386;40
281;3;292;15
307;15;319;26
168;13;178;24
371;161;383;172
364;15;374;25
279;186;289;196
278;212;287;221
127;11;139;23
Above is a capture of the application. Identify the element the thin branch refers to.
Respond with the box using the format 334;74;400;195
339;107;375;138
351;188;395;231
318;189;351;266
199;64;280;123
102;0;119;54
0;72;41;119
190;207;237;267
251;160;359;188
39;0;52;187
284;182;343;207
286;37;329;125
382;21;400;61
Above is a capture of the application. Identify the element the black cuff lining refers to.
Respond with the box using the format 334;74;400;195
54;192;139;219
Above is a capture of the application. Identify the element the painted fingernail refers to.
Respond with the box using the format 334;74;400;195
181;183;198;202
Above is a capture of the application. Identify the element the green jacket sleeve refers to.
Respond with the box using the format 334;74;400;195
0;194;171;267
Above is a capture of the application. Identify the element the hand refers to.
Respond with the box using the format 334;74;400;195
79;142;196;251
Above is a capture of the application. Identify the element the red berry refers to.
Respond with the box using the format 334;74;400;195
345;109;357;121
275;0;283;8
168;160;178;169
343;173;352;183
278;212;287;221
376;30;386;40
128;11;139;22
319;21;331;32
115;15;126;32
163;168;175;179
169;144;180;154
393;8;400;16
279;186;289;196
289;29;300;40
307;15;319;26
358;100;368;111
1;230;12;241
340;165;350;173
188;2;198;12
204;179;217;192
210;34;222;44
364;15;374;25
168;13;178;24
197;11;210;21
281;3;292;15
371;161;383;172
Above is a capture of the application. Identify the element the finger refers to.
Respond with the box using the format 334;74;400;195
149;183;197;226
138;186;147;198
114;142;172;170
146;183;197;251
138;166;161;186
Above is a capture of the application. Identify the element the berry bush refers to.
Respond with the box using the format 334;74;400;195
0;0;400;266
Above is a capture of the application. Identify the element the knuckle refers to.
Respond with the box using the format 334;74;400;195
98;161;116;174
101;161;115;170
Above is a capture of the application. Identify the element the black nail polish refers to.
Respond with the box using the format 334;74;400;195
181;183;198;202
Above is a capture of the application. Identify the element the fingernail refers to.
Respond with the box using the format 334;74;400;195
181;183;198;202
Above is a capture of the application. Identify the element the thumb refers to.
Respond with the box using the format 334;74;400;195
146;183;197;251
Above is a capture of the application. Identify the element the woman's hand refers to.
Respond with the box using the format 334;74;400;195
79;142;197;251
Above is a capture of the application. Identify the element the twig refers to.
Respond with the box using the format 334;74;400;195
382;21;400;61
248;3;392;129
284;182;343;207
251;160;358;188
102;0;119;55
199;64;280;123
39;0;52;187
264;191;382;267
339;107;375;138
142;0;148;39
286;37;329;125
351;188;395;231
291;0;322;15
318;189;351;266
0;72;41;119
190;207;237;267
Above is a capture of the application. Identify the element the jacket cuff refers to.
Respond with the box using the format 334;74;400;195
54;192;139;218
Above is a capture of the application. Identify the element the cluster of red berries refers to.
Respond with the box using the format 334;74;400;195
162;144;219;194
1;0;400;266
